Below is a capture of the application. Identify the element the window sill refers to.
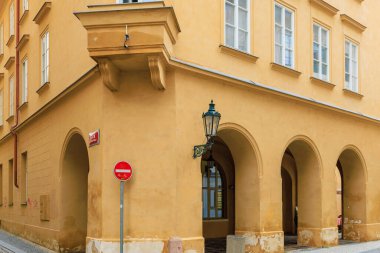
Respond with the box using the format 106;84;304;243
270;62;301;77
6;35;14;47
310;76;335;89
36;82;50;94
18;101;28;110
203;219;229;222
4;56;15;69
343;88;363;99
6;115;14;122
219;45;259;63
33;2;52;24
20;10;29;24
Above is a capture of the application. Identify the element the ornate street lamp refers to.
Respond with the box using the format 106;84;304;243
193;100;221;158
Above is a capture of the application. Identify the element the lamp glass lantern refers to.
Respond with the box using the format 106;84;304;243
193;100;221;158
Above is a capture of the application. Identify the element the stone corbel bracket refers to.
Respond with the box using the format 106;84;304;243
148;56;166;90
98;58;121;92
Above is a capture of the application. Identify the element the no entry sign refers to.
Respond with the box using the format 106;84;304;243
114;161;133;181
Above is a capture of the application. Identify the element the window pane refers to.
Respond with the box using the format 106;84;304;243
238;30;248;51
322;64;327;77
225;25;235;47
352;60;358;77
352;45;357;60
275;25;282;45
210;190;215;209
225;3;235;25
313;60;319;74
345;42;350;57
352;77;358;92
275;5;282;25
202;189;208;218
345;73;350;83
285;10;292;30
313;25;319;43
313;42;319;60
321;47;327;63
275;45;282;64
238;0;247;9
238;9;248;31
321;29;327;47
285;30;292;49
210;167;215;187
285;49;292;67
345;57;350;73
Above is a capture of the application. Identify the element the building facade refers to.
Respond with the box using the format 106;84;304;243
0;0;379;252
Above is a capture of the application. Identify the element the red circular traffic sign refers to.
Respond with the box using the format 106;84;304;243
114;161;133;181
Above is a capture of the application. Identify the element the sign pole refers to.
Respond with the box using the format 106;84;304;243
120;181;124;253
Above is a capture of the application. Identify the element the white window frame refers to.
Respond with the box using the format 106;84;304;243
41;31;49;85
345;40;359;93
274;2;295;68
22;0;29;12
0;90;3;126
9;2;14;37
22;58;28;104
0;23;3;55
9;76;14;117
313;23;329;82
224;0;250;53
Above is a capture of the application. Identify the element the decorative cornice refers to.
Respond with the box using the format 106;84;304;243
33;2;52;24
340;14;366;32
16;34;30;50
98;58;121;91
309;0;339;15
4;56;15;70
148;56;166;90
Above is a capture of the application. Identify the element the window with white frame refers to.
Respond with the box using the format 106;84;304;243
274;3;294;68
313;24;329;81
225;0;250;52
345;40;359;92
41;31;49;85
23;0;29;12
9;76;14;117
0;23;3;54
0;90;3;126
9;2;14;37
22;58;28;103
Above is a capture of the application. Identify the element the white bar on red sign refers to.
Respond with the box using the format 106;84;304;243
115;169;131;173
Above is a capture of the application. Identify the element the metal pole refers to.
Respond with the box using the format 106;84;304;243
120;181;125;253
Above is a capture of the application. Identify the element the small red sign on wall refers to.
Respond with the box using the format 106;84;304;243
89;130;100;147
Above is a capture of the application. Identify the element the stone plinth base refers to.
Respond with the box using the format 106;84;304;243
86;236;203;253
228;231;284;253
298;227;338;247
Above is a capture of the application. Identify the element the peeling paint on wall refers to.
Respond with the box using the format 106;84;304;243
228;232;283;253
320;228;338;246
87;239;165;253
298;230;313;246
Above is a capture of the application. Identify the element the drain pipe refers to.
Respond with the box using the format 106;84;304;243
11;0;21;188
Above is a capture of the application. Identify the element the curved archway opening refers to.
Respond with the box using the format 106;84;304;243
59;133;89;252
202;125;260;252
336;148;366;242
281;139;322;247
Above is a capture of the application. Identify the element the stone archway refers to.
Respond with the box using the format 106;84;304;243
281;137;328;247
59;132;89;252
336;147;367;242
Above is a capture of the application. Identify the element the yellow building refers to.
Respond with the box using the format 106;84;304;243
0;0;379;252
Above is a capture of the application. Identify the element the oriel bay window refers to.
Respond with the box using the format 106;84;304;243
313;24;329;81
202;163;225;219
274;2;294;68
225;0;250;52
345;40;359;93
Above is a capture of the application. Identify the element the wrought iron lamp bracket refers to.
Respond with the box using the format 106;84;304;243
193;139;214;159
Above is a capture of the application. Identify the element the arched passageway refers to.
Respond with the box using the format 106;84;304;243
203;124;260;252
281;138;323;247
59;132;89;253
336;148;366;242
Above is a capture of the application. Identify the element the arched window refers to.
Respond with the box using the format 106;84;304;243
202;164;225;219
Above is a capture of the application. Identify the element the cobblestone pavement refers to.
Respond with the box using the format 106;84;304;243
0;229;54;253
